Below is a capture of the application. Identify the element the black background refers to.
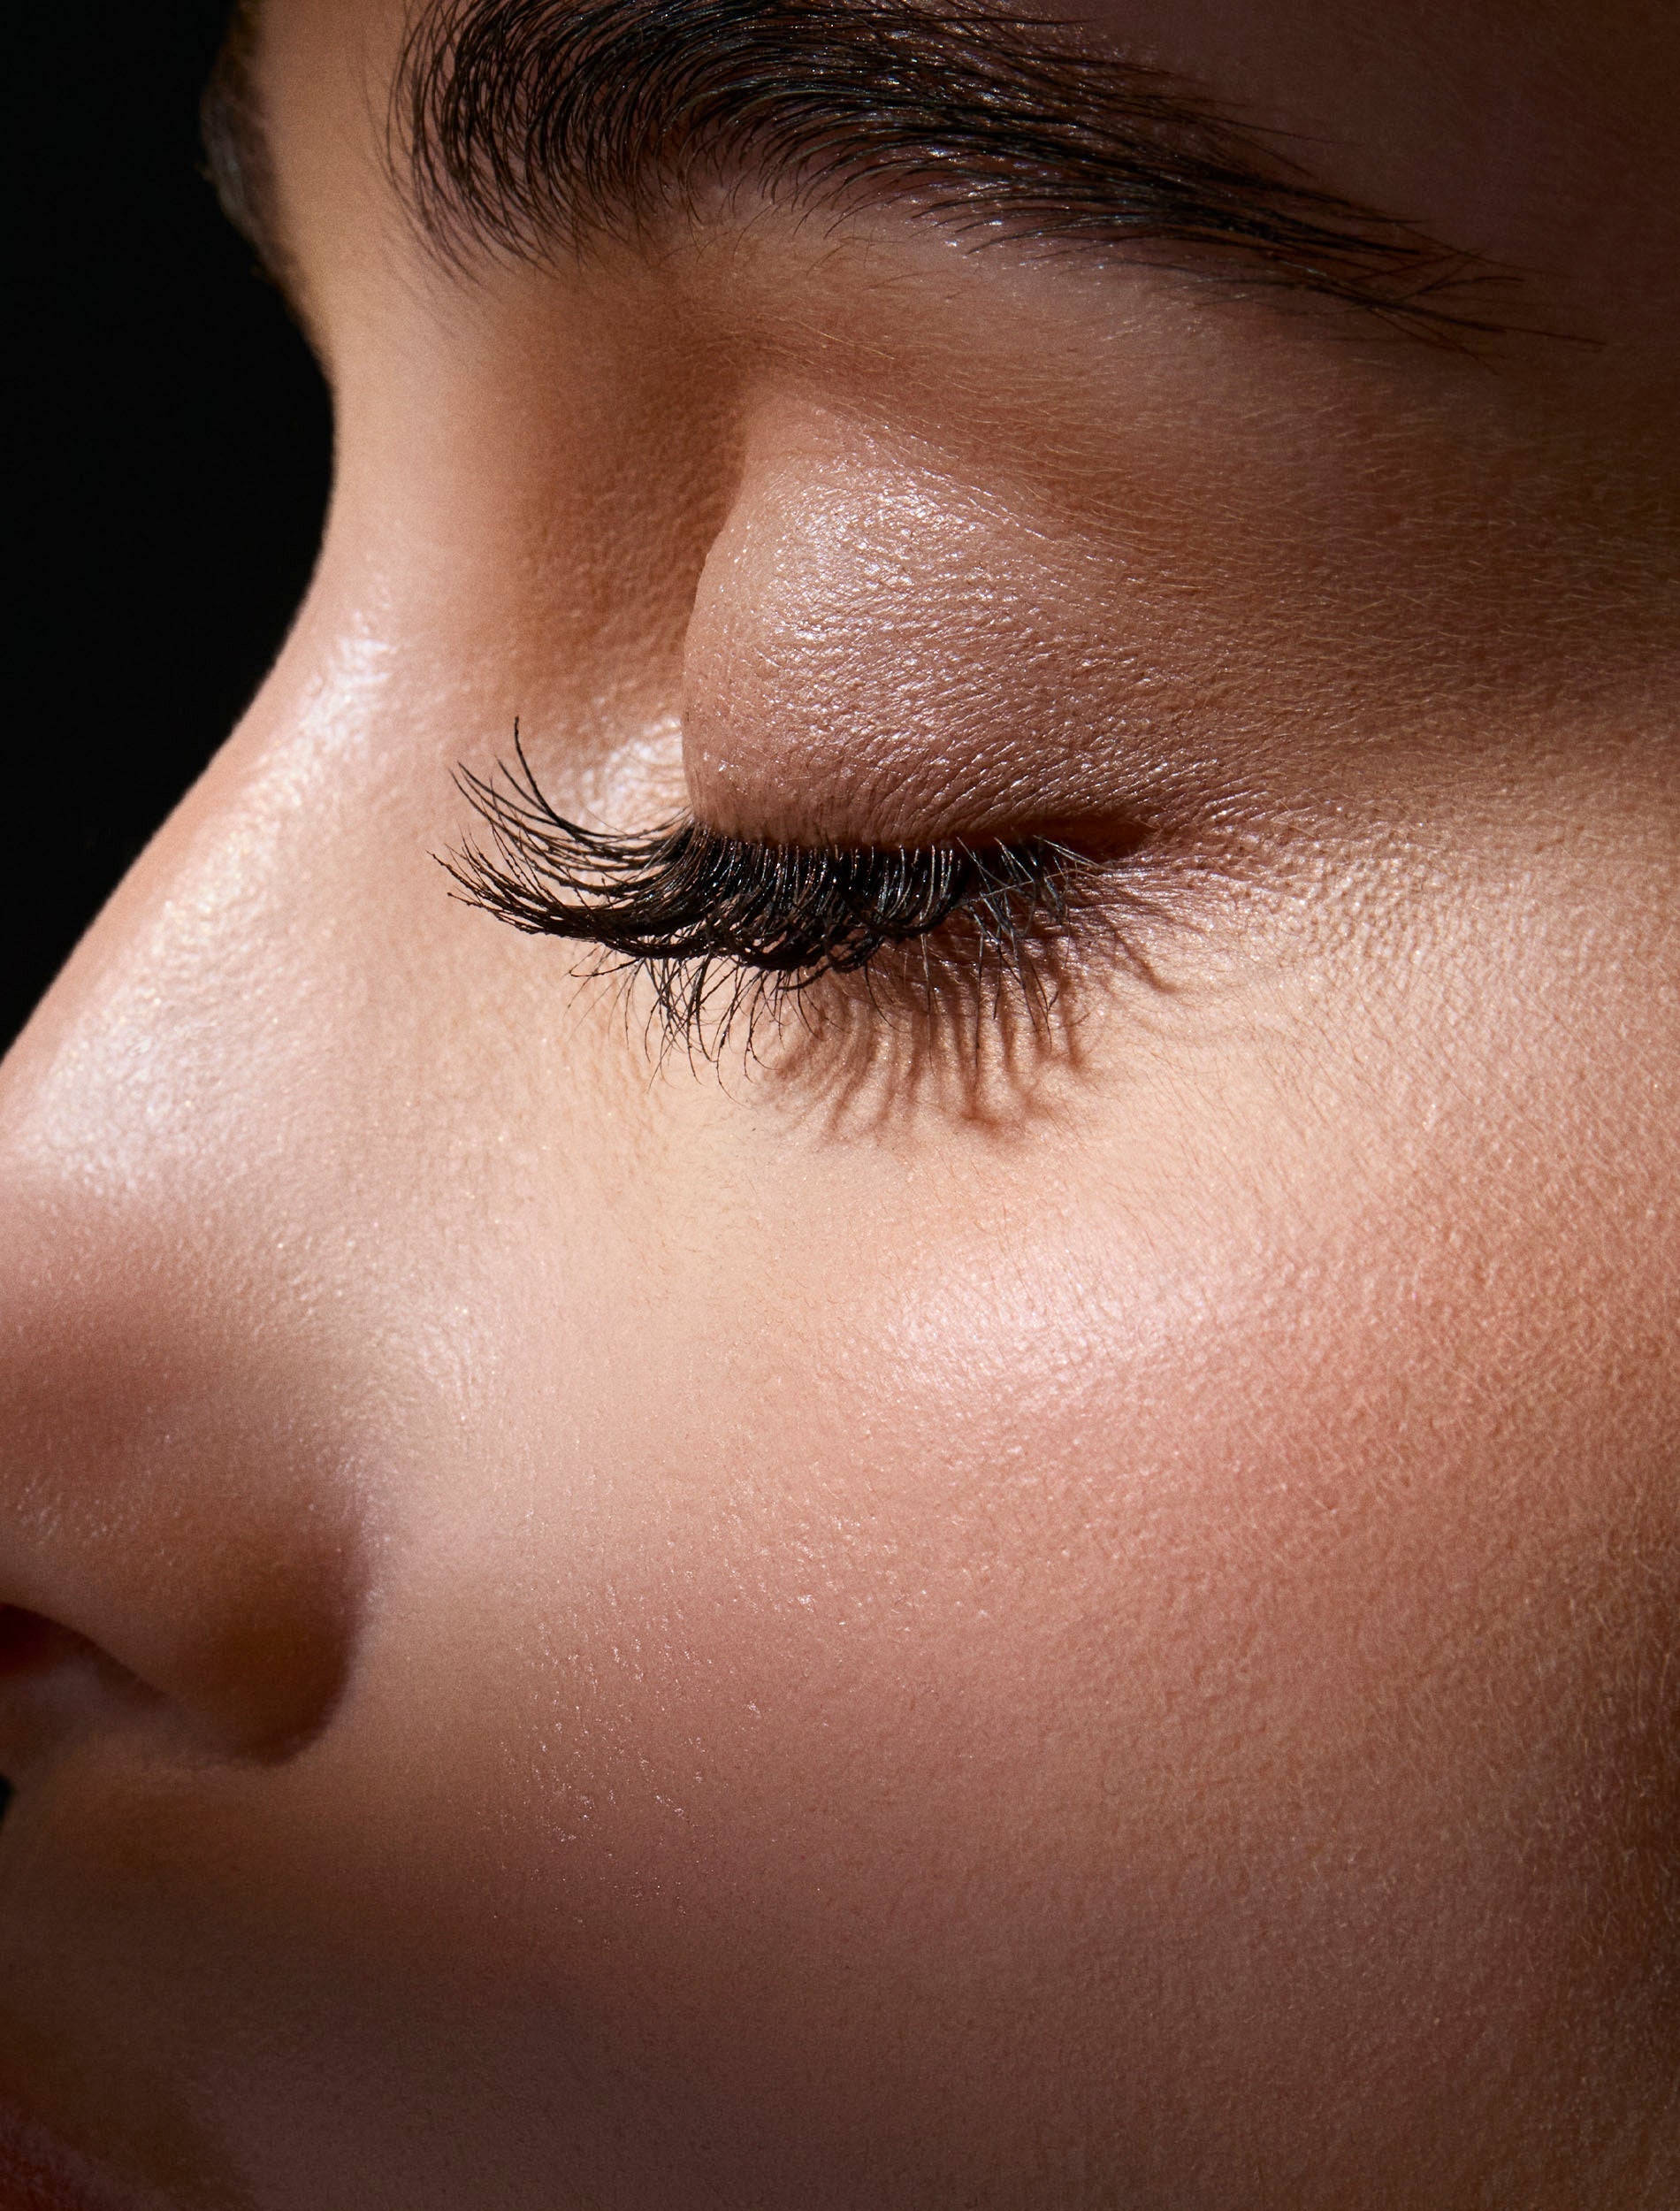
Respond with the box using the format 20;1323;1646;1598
8;4;332;1053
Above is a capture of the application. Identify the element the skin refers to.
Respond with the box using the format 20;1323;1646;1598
2;1;1676;2204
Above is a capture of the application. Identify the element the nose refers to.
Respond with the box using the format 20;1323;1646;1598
0;621;400;1787
0;1152;363;1779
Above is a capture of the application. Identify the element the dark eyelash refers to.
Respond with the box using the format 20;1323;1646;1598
444;738;1087;1058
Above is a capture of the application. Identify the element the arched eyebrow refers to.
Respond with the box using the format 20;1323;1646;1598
210;0;1519;340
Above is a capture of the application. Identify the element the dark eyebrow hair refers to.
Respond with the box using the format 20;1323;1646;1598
204;0;1523;342
385;0;1517;340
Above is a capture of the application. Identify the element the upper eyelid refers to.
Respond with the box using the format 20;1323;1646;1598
447;738;1084;965
379;0;1519;341
441;737;1113;1060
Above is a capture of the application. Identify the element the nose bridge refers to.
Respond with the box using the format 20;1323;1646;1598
0;1184;364;1758
0;654;396;1765
0;463;601;1766
0;463;619;1779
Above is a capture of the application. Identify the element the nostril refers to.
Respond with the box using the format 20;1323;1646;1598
1;1216;370;1769
0;1604;122;1682
0;1603;64;1674
0;1605;161;1784
0;1606;53;1811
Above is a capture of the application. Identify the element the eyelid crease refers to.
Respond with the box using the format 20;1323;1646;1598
391;0;1525;341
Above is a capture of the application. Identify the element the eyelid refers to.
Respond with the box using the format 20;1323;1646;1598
443;736;1101;1062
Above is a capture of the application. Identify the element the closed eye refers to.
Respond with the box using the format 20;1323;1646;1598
443;735;1129;1064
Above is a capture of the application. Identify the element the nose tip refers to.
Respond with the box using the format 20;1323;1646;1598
0;1198;364;1769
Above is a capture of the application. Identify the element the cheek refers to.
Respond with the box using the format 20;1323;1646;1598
21;1128;1667;2205
267;1080;1669;2192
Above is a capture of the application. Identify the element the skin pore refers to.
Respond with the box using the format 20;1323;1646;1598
2;1;1676;2205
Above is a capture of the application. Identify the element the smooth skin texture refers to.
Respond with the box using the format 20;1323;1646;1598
2;1;1676;2205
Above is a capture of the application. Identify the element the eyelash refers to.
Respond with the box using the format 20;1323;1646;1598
445;738;1096;1061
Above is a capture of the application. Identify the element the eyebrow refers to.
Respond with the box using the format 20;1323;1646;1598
210;0;1515;340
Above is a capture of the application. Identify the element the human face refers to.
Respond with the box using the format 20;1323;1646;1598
2;3;1676;2205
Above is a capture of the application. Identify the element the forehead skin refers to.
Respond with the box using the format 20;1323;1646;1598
1;3;1677;2208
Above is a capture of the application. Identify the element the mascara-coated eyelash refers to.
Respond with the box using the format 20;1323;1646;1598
445;738;1087;1054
